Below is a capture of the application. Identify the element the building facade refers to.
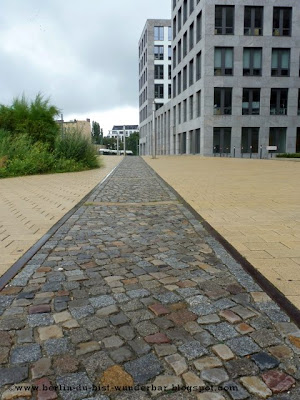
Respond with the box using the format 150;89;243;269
108;125;139;141
57;119;92;141
138;19;172;156
140;0;300;157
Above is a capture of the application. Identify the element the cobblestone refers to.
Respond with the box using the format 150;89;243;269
0;157;299;399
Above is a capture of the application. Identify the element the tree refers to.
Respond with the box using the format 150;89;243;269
126;131;139;155
0;93;60;149
92;121;102;144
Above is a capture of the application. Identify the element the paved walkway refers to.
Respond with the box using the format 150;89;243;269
0;156;121;277
145;156;300;310
0;157;299;400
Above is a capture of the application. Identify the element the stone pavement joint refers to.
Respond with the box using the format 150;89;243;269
0;157;299;399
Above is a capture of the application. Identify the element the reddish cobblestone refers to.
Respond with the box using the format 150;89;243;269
144;333;171;344
148;303;170;316
167;309;197;326
28;305;51;314
36;378;57;400
262;370;296;394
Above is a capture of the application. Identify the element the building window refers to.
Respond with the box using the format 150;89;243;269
272;49;290;76
242;128;259;153
154;65;164;79
298;89;300;115
173;47;177;68
155;103;163;111
168;27;172;41
189;22;194;51
214;47;233;76
297;128;300;152
273;7;292;36
183;31;187;57
154;27;164;41
178;71;182;94
173;77;176;98
242;88;260;115
155;84;164;99
196;51;201;80
189;59;194;87
189;95;194;120
213;128;231;154
168;46;172;61
173;0;176;10
243;48;262;76
168;84;172;99
183;99;187;122
154;46;164;60
178;40;182;64
244;6;263;36
168;65;172;79
178;102;181;124
190;0;194;15
270;88;288;115
214;88;232;115
269;128;286;153
196;90;201;117
183;0;188;24
178;7;182;32
196;11;202;42
215;6;234;35
183;66;187;90
173;16;177;39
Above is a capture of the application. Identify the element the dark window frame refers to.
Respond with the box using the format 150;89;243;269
214;87;232;115
215;6;235;35
241;127;259;153
242;88;261;115
273;7;292;37
214;47;233;76
271;48;290;77
243;47;262;76
270;88;288;115
244;6;263;36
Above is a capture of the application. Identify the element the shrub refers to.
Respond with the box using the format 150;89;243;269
54;129;100;169
276;153;300;158
0;94;60;149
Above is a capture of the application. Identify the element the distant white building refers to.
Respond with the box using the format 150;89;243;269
107;125;139;141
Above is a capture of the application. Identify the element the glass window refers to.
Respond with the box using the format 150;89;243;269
196;51;201;80
154;84;164;99
168;65;172;79
168;84;172;99
244;6;263;36
173;76;176;98
242;88;260;115
168;27;172;41
242;128;259;153
178;102;181;124
270;88;288;115
178;71;182;94
189;59;194;86
183;0;188;24
183;31;187;57
154;26;164;41
196;91;201;117
154;46;164;60
189;22;194;51
214;47;233;76
189;95;194;120
168;46;172;61
183;99;187;122
190;0;194;15
271;49;290;76
273;7;292;36
213;128;232;154
178;7;182;32
183;66;187;90
214;88;232;115
215;6;234;35
178;40;182;64
243;48;262;76
196;11;202;42
154;65;164;79
269;128;287;153
173;47;177;68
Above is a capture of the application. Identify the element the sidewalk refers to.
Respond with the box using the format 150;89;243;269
145;156;300;310
0;156;121;277
0;157;299;399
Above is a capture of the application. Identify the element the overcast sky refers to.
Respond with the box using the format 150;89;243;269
0;0;171;134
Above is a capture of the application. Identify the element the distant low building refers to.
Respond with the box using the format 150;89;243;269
57;118;92;141
108;125;139;141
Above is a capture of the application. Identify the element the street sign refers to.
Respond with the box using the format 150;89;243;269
266;146;277;151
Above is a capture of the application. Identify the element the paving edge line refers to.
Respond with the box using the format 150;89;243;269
143;157;300;327
0;160;123;291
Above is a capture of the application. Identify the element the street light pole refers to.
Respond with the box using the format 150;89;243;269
123;125;126;156
152;101;156;159
117;131;119;156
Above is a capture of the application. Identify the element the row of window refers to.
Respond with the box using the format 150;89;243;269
173;91;202;124
174;128;300;155
214;47;292;77
213;88;300;116
139;68;147;91
214;6;292;37
139;49;148;73
155;84;172;100
139;29;147;57
154;65;172;80
173;51;201;98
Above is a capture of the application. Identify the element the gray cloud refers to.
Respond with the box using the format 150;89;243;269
0;0;171;119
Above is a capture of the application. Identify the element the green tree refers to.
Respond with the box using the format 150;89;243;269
92;121;102;144
126;131;139;155
0;93;60;148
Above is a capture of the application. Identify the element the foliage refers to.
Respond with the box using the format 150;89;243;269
92;121;103;145
54;128;100;169
0;93;60;149
276;153;300;158
102;136;123;150
126;131;139;155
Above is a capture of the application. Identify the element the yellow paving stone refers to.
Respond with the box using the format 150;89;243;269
0;156;121;276
145;156;300;310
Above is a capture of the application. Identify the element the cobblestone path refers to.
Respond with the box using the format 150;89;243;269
0;157;299;400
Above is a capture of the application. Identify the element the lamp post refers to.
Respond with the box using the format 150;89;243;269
152;101;156;159
123;125;126;157
117;130;120;156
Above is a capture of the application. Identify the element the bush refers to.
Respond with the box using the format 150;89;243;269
54;129;100;169
276;153;300;158
0;94;60;149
